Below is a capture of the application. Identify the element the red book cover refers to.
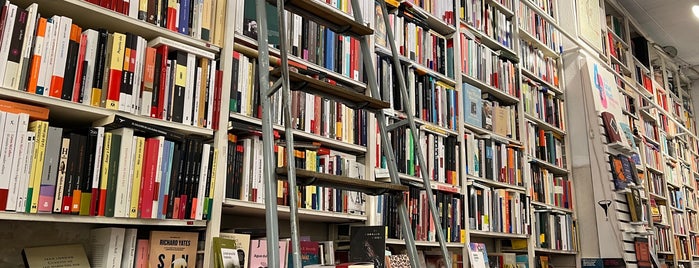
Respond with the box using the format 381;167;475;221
178;193;187;219
166;2;177;31
113;0;122;13
152;45;168;119
72;33;88;103
139;137;159;218
212;70;223;131
100;0;111;10
173;196;180;219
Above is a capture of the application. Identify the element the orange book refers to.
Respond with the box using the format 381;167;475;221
0;99;49;120
27;18;47;94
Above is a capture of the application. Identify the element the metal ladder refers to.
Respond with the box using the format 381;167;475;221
254;0;452;267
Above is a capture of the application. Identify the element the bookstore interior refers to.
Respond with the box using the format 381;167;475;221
5;0;699;267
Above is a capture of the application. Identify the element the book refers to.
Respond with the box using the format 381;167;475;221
467;243;489;268
601;112;622;144
213;237;240;268
385;254;410;268
463;83;482;128
349;226;385;268
609;155;628;190
219;232;251;268
88;227;126;267
634;237;651;268
22;244;90;268
148;231;199;268
627;187;643;222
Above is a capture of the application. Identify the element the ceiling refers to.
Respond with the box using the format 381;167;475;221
617;0;699;80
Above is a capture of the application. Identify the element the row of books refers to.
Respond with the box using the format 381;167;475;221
654;226;672;252
517;4;563;54
378;185;465;242
376;56;460;131
377;125;461;186
529;0;557;18
522;82;566;131
529;165;572;210
674;237;691;261
465;133;524;186
230;52;368;147
0;2;222;129
650;198;668;226
385;11;453;77
463;84;519;138
525;122;565;168
404;0;455;25
672;212;687;235
520;40;560;88
608;153;641;191
664;163;680;188
467;183;530;234
668;188;685;210
533;210;575;251
226;134;366;215
82;0;226;46
605;31;628;65
460;0;514;49
460;35;518;97
643;141;662;171
648;171;665;196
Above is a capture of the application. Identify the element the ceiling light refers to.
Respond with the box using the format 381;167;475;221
693;5;699;18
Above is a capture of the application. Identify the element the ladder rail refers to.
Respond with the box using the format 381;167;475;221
255;0;282;267
376;1;453;266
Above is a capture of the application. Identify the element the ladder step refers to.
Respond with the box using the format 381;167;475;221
267;0;373;37
276;167;408;195
271;69;390;110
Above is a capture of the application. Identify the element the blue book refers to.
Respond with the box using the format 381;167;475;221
157;140;173;219
463;83;482;128
324;29;335;70
178;0;190;35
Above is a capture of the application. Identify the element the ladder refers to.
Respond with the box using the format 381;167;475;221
253;0;453;267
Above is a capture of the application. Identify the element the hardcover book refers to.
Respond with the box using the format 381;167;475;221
219;232;250;268
634;237;651;268
463;83;482;128
148;231;199;268
609;155;628;190
618;155;635;186
349;226;385;268
627;187;643;222
482;100;493;131
467;243;489;268
22;244;90;268
601;112;622;143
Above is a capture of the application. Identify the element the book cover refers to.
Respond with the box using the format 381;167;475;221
349;226;385;268
249;239;288;268
634;237;651;268
22;244;90;268
148;231;199;268
463;83;482;128
627;187;643;222
213;237;240;268
618;155;635;187
482;100;493;131
218;232;250;268
385;254;410;268
601;112;622;143
467;243;489;268
609;155;628;190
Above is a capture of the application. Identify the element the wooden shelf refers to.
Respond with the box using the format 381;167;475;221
399;1;456;36
385;238;464;248
521;68;563;96
386;109;459;137
486;0;515;17
531;201;574;214
222;199;366;223
392;173;462;194
461;21;518;59
466;175;527;193
0;212;206;227
469;230;528;239
525;113;566;135
268;0;373;37
12;0;219;53
0;87;213;137
534;248;578;255
270;69;390;111
228;113;367;154
529;157;569;176
375;45;456;86
276;167;408;195
519;29;559;58
461;73;520;105
464;123;522;145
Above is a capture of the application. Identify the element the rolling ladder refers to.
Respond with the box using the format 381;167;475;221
253;0;453;267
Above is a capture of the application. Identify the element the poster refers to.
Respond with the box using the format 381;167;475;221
577;0;603;52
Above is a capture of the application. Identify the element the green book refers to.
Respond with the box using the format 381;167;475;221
104;134;121;217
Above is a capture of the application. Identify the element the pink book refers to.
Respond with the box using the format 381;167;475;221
134;239;149;268
139;138;159;218
249;239;289;268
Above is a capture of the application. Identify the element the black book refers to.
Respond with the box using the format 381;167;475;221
609;155;628;190
62;133;82;214
169;51;187;123
62;25;80;101
80;128;99;216
91;29;109;102
5;8;28;88
119;33;136;111
349;226;385;268
186;139;203;218
151;51;163;115
202;147;214;220
166;145;182;219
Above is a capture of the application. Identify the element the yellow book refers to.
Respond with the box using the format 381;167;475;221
105;32;125;110
198;58;209;127
138;0;148;19
212;0;226;47
27;120;48;213
246;62;254;116
99;132;112;215
200;0;213;41
129;137;145;218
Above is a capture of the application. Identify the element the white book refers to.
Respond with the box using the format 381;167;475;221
90;127;104;202
81;29;99;105
14;3;39;91
191;0;203;39
88;227;125;268
183;53;195;125
53;137;69;213
195;143;210;220
162;60;172;120
118;35;133;113
120;228;138;268
110;127;134;218
241;138;252;201
0;112;18;205
15;132;34;212
125;136;137;216
38;16;58;96
49;16;72;95
127;0;139;19
239;55;248;116
133;36;146;114
0;3;17;85
6;113;28;211
206;59;216;129
151;136;165;219
192;65;202;127
304;93;313;132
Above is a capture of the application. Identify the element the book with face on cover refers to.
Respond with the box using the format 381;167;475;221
349;226;385;268
148;231;199;268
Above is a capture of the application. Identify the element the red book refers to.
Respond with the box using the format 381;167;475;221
139;137;159;218
212;70;222;130
72;32;88;103
152;45;168;119
105;32;126;110
166;2;177;31
113;0;122;13
100;0;111;10
173;196;180;219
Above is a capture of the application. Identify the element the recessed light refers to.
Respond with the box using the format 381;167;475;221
693;5;699;18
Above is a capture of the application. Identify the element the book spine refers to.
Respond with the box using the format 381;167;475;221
53;137;70;213
6;113;28;211
48;17;72;98
2;7;28;89
129;136;145;218
97;132;112;216
105;32;126;110
38;126;62;213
